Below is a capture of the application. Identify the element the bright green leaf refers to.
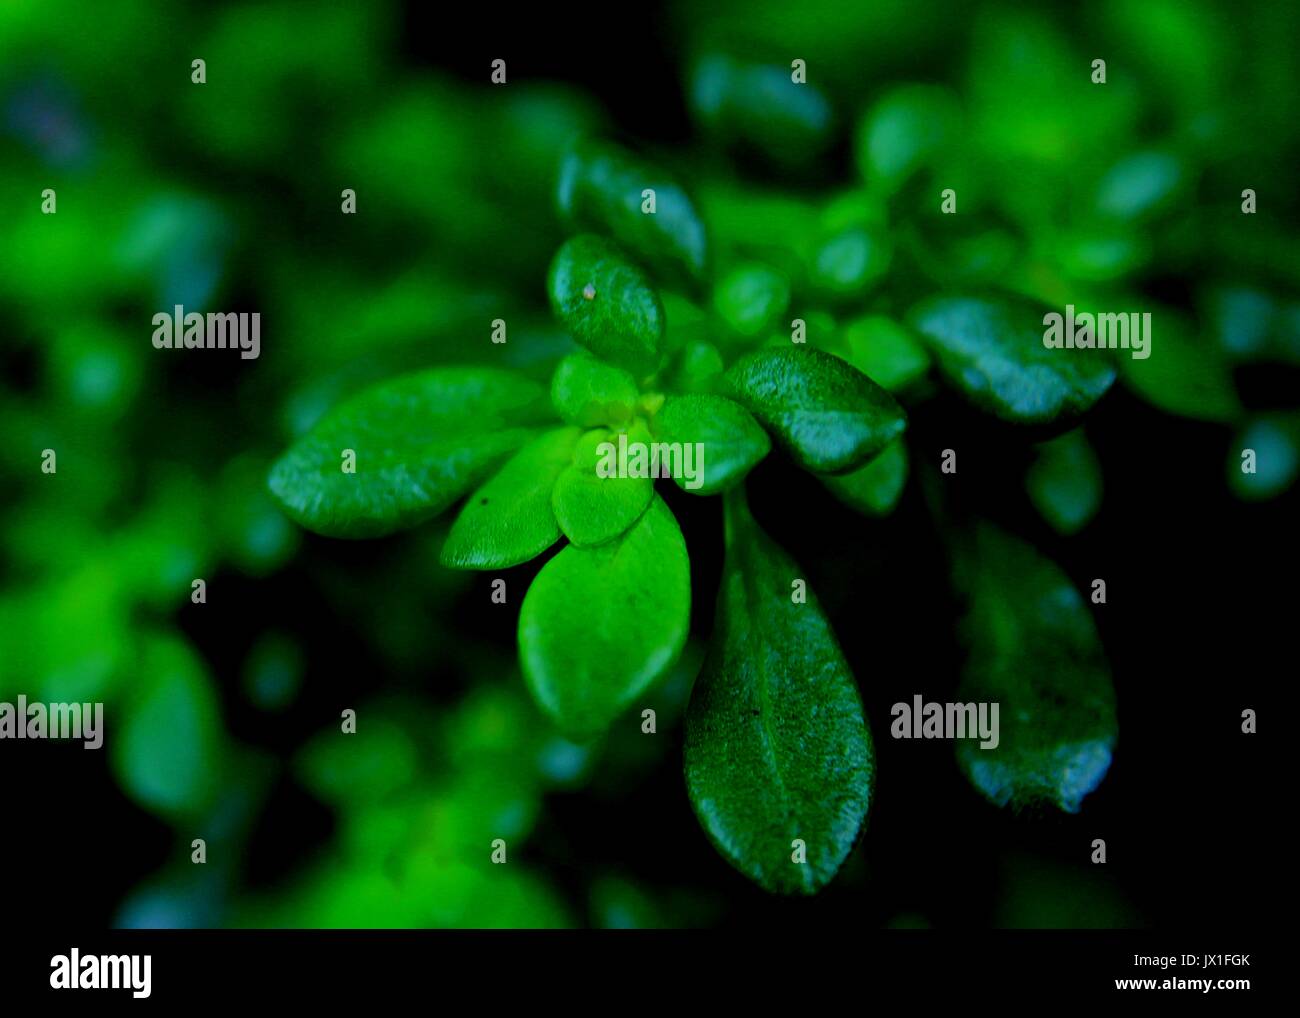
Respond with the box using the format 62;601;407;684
842;314;931;392
684;489;873;895
520;496;690;738
441;428;580;569
550;351;640;427
552;427;654;547
714;262;790;339
724;347;907;473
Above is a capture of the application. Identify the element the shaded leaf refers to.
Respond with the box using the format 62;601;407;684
685;489;872;895
268;367;547;538
819;438;908;516
953;524;1117;813
1025;428;1102;535
724;347;906;473
908;294;1116;427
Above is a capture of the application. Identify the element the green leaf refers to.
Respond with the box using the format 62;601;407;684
907;294;1117;428
557;137;709;285
724;347;907;473
808;224;892;300
953;524;1117;813
713;262;790;338
550;351;640;427
855;84;961;193
1025;428;1102;535
656;394;771;495
552;427;654;547
1118;309;1241;422
1228;416;1300;501
1094;150;1185;221
841;314;931;392
690;54;834;169
441;428;580;569
547;234;665;376
819;438;908;516
113;634;223;816
666;339;726;394
684;489;873;895
268;367;548;538
520;495;690;738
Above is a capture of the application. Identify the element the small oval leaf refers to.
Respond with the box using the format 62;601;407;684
908;294;1117;428
441;427;580;569
552;427;654;547
268;367;548;538
685;489;873;895
520;495;690;738
656;394;770;495
557;138;709;285
550;351;640;427
724;347;907;473
548;234;664;376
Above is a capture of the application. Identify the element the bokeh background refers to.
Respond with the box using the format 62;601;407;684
1;0;1291;928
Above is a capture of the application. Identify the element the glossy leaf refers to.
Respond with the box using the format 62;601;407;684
550;351;640;427
441;428;580;569
908;294;1117;428
684;489;873;895
519;496;690;738
953;524;1117;813
557;137;709;285
547;234;665;376
724;347;907;473
656;394;771;495
552;427;654;547
268;367;548;538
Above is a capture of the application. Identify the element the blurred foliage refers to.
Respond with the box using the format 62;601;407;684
2;0;1295;928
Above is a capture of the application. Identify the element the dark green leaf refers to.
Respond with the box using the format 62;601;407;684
1025;428;1102;535
1118;309;1240;422
724;347;907;473
656;394;771;495
520;495;690;738
908;294;1117;427
550;351;640;427
819;438;908;516
557;138;709;285
552;426;654;547
441;428;580;569
113;634;223;816
684;489;872;895
690;54;834;169
547;234;664;376
268;367;547;538
953;524;1117;813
